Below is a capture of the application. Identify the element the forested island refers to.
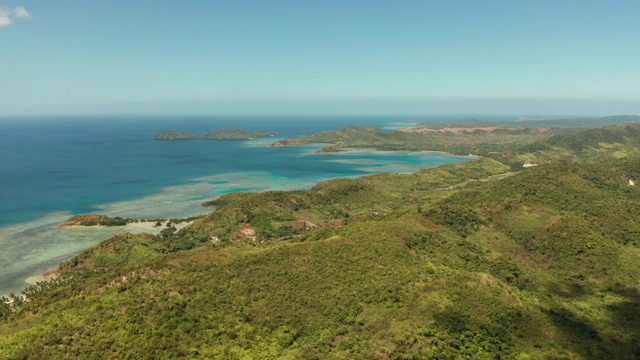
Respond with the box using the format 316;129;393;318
154;128;280;140
2;118;640;359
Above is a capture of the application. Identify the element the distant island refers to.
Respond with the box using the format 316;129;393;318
154;128;281;140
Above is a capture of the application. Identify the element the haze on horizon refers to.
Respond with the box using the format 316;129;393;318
1;1;639;117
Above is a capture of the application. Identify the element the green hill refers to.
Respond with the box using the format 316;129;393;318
509;123;640;165
2;125;640;359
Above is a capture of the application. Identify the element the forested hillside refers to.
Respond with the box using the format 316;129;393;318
1;125;639;359
510;123;640;165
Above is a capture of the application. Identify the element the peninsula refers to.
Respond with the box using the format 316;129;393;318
154;128;280;140
269;116;640;169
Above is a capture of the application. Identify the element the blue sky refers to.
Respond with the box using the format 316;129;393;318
1;1;639;116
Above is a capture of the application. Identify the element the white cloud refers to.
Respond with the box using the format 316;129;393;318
0;10;13;28
0;17;13;27
14;6;30;19
0;6;31;28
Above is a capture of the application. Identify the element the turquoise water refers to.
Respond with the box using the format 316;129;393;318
0;115;475;295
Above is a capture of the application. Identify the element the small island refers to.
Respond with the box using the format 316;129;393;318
315;145;342;154
154;128;281;140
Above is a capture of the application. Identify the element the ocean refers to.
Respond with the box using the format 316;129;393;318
0;115;479;295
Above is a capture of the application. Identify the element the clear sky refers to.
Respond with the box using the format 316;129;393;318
1;1;639;116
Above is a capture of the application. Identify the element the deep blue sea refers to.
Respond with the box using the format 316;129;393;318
0;115;502;295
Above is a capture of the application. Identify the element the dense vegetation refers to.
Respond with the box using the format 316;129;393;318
2;123;640;359
154;129;280;140
508;123;640;166
60;214;136;227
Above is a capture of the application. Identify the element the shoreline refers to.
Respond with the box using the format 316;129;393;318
60;219;193;231
1;149;471;297
21;220;194;289
24;266;60;286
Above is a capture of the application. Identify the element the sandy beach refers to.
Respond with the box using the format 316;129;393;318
24;266;59;286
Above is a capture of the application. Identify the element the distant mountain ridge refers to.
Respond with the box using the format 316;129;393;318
411;115;640;129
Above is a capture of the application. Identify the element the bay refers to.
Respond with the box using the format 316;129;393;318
0;115;474;295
